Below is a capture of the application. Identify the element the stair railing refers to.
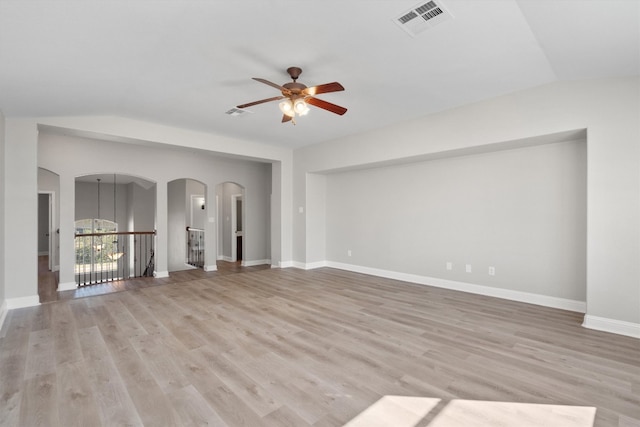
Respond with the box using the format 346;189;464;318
74;230;155;286
186;227;205;268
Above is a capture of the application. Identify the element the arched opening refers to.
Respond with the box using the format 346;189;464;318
167;178;207;272
74;173;156;285
216;182;246;264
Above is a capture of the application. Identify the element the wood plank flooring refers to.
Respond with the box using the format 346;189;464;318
4;267;639;426
37;255;270;303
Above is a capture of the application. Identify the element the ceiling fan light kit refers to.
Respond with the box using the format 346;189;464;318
237;66;347;125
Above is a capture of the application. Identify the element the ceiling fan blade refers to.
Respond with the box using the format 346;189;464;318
282;114;292;123
306;97;348;115
237;95;284;109
302;82;345;96
253;77;291;95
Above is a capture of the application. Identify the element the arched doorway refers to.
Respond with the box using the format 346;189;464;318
167;178;207;272
216;182;246;264
74;174;156;285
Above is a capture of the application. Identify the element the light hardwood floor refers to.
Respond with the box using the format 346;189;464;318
3;267;639;426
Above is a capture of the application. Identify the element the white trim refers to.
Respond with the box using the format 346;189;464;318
326;261;586;313
53;264;60;272
6;295;40;309
222;256;234;262
583;315;640;339
278;260;294;268
289;260;328;270
298;260;328;270
38;251;49;256
153;270;169;278
0;300;8;335
241;259;271;267
204;264;217;272
58;281;77;291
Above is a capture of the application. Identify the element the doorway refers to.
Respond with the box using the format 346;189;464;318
231;193;243;261
216;182;246;264
37;191;58;301
168;178;206;272
37;191;56;271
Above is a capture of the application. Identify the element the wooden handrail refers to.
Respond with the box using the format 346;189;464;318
75;230;156;238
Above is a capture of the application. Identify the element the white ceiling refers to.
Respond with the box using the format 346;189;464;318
1;0;638;150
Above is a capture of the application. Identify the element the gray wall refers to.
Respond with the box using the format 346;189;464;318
325;139;587;301
75;181;129;228
3;120;38;303
38;132;272;282
0;111;5;308
130;182;155;232
293;77;640;331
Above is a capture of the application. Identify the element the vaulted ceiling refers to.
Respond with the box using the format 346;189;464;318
1;0;638;149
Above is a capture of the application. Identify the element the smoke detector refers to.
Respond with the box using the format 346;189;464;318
394;1;454;37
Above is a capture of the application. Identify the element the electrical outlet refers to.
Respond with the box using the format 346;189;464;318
446;262;453;270
488;266;495;276
465;264;472;273
347;250;352;257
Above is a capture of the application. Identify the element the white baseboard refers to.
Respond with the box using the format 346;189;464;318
222;256;233;262
277;260;294;268
38;251;49;256
204;264;217;272
154;270;169;279
325;261;586;313
0;300;8;335
583;315;640;339
53;265;60;272
6;295;40;309
241;259;271;267
289;261;328;270
58;282;77;291
297;260;328;270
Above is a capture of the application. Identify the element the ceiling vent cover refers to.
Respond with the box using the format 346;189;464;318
225;107;251;116
394;0;453;36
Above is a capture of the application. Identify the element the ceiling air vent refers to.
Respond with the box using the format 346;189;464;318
225;107;251;116
394;0;453;37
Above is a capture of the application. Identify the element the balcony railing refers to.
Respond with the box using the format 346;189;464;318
75;231;155;286
186;227;204;268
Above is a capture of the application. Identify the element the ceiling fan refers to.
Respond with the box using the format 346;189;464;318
237;66;347;124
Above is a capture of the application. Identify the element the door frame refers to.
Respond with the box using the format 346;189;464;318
230;193;243;262
38;191;56;271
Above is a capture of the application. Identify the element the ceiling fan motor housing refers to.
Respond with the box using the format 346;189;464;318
282;82;307;97
287;66;303;81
